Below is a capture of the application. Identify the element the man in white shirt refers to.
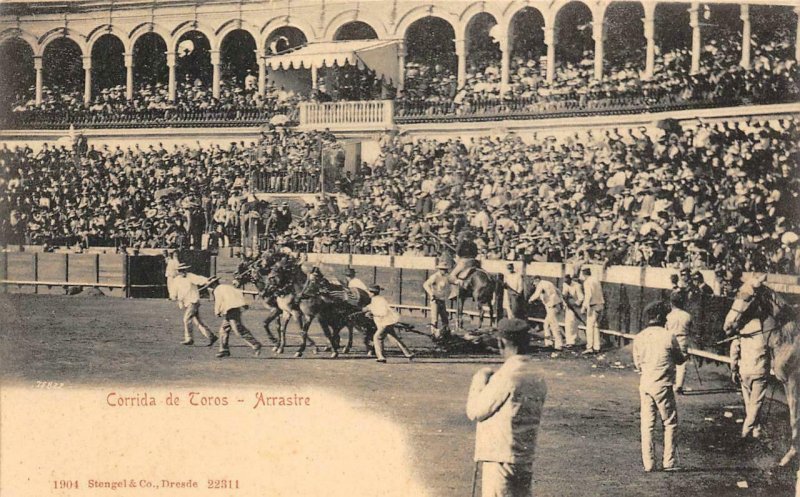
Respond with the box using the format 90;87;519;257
633;301;688;472
528;276;564;351
581;268;605;354
423;262;453;339
365;285;413;363
173;263;217;346
164;250;180;301
502;263;525;319
561;274;584;348
467;318;547;497
202;277;262;358
665;292;692;395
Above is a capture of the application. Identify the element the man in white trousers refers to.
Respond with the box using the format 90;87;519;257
561;274;584;348
581;267;604;354
528;275;565;351
633;301;688;472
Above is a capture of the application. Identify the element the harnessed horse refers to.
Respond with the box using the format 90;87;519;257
723;277;800;467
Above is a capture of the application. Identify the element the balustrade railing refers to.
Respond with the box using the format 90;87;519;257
299;100;394;130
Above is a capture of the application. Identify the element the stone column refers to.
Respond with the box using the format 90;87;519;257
34;56;43;105
544;24;556;83
311;65;318;90
689;3;701;75
166;51;177;101
211;50;221;99
124;52;134;100
83;56;92;104
499;31;512;94
642;12;655;79
593;20;604;80
256;48;266;96
455;38;467;88
795;7;800;62
740;4;751;69
397;40;406;92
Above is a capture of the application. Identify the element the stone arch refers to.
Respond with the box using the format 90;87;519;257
0;28;39;56
324;11;388;40
394;5;460;39
259;16;317;48
38;28;88;58
170;21;217;53
86;25;131;54
459;1;504;41
552;0;596;24
128;22;171;51
553;0;595;67
214;20;260;52
603;1;646;71
506;6;547;61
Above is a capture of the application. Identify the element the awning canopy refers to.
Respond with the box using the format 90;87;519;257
265;40;400;84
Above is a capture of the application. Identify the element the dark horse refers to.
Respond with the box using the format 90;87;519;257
236;257;375;358
723;276;800;467
455;267;499;330
233;259;319;354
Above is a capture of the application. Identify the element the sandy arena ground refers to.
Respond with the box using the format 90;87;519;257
0;293;796;496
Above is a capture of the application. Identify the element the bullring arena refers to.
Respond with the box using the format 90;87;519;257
1;0;799;495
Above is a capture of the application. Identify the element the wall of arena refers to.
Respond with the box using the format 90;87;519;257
3;248;799;363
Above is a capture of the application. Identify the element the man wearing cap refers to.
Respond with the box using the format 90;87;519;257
203;277;262;358
502;263;525;319
423;262;453;339
466;318;547;497
562;274;584;348
173;263;217;346
581;268;605;354
528;275;565;351
365;285;414;363
633;301;688;472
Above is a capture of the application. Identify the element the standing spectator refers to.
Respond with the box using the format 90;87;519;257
163;250;180;301
423;262;453;339
665;292;693;395
502;263;525;319
581;267;605;354
528;275;565;351
633;301;689;472
466;318;548;497
562;273;584;348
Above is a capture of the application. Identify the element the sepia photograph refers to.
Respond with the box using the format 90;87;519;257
0;0;799;495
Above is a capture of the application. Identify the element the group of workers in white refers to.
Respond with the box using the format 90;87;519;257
165;249;783;495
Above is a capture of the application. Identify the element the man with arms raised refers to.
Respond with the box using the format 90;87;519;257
467;318;548;497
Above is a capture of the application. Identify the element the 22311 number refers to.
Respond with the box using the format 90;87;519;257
208;479;239;490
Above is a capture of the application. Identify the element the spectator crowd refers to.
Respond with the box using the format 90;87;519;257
277;117;799;276
3;116;797;276
7;75;303;126
0;126;335;251
396;24;800;117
